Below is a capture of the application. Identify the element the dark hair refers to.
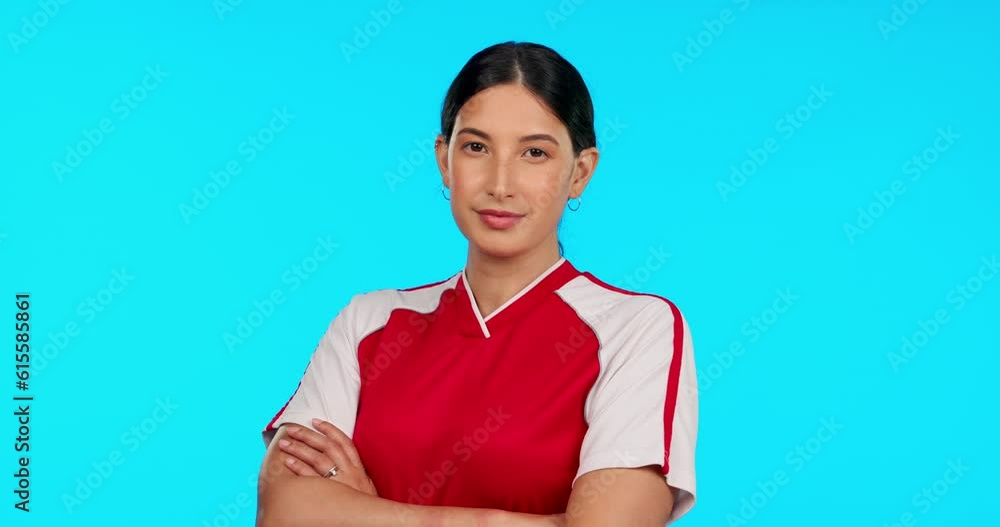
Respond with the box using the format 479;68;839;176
440;41;597;257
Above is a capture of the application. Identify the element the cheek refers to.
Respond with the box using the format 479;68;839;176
448;157;480;192
525;169;568;212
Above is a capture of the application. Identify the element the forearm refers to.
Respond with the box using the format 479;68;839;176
258;475;562;527
488;511;565;527
259;475;475;527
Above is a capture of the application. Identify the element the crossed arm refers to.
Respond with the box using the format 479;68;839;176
256;422;674;527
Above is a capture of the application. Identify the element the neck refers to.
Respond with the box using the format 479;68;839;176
463;238;562;319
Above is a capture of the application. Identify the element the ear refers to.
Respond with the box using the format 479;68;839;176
435;134;450;188
568;146;599;198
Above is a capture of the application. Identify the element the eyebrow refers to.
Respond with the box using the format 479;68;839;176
456;127;561;147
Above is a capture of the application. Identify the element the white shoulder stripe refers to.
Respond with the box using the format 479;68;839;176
555;276;675;419
347;274;460;343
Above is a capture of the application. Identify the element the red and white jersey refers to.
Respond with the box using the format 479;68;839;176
262;257;698;522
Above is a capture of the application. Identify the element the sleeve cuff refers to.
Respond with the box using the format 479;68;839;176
261;412;322;447
573;448;696;525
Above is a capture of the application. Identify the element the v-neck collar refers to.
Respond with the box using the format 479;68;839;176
453;257;578;339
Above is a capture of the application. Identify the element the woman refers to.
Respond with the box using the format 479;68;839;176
257;41;698;526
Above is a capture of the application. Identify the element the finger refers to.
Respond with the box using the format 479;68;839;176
311;418;364;468
285;425;352;469
277;437;323;464
278;438;340;475
291;421;361;470
285;425;338;452
281;433;351;478
281;454;320;477
286;426;345;460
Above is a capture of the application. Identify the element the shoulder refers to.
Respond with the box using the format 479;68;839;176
555;269;687;335
338;272;461;330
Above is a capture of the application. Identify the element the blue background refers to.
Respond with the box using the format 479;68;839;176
1;0;997;525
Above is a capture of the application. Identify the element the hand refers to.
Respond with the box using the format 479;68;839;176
277;418;378;497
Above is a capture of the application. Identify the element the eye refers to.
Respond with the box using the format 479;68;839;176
525;148;549;159
462;142;487;154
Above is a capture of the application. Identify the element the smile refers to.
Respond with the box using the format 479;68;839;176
477;210;524;230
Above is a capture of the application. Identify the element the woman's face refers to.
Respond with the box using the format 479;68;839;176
435;83;598;260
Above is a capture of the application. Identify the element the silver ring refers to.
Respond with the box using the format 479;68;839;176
325;465;339;478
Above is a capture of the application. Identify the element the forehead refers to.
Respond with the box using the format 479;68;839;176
456;84;569;140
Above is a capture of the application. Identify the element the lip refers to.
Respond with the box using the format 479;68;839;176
477;209;524;217
477;209;524;230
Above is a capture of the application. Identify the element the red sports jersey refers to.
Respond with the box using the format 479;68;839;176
262;257;698;523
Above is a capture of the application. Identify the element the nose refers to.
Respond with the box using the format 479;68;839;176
486;158;514;199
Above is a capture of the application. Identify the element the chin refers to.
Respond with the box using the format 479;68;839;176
456;213;539;259
465;230;530;259
472;239;525;259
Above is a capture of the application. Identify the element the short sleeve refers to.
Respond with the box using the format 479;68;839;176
573;300;698;524
261;295;362;447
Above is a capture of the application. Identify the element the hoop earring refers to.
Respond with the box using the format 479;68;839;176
441;186;451;201
567;197;581;212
